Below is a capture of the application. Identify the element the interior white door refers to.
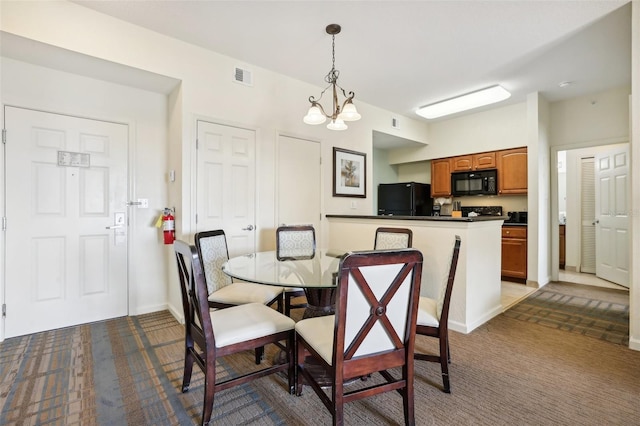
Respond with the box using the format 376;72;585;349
595;145;630;287
580;158;596;274
4;107;129;338
196;120;256;257
277;135;321;233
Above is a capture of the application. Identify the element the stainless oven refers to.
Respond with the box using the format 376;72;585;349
451;169;498;196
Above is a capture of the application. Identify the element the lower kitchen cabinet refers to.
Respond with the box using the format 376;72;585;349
502;226;527;282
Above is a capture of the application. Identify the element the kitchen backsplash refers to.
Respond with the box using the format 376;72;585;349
437;195;527;216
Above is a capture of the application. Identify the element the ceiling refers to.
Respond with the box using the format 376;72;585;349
11;1;631;149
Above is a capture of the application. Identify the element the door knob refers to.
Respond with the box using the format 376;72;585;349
105;224;123;230
242;224;254;231
592;220;599;225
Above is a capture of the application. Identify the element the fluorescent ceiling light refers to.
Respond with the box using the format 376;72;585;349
416;85;511;119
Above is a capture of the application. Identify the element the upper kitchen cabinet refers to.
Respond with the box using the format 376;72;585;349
497;147;528;194
431;158;452;197
451;152;496;172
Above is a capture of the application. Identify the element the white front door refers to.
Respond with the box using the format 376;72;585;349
4;107;129;338
195;120;256;257
277;134;321;233
595;145;630;287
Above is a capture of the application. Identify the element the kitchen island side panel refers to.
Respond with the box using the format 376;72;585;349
326;216;503;333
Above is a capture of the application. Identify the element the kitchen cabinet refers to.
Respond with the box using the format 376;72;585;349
501;225;527;282
451;155;473;172
430;158;452;197
451;152;496;172
559;225;566;269
497;147;527;194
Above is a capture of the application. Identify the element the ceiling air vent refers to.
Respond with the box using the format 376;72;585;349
234;66;253;86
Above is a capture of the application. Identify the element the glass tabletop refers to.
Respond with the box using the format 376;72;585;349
222;249;343;288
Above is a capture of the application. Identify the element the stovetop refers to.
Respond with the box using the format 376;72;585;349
460;206;503;217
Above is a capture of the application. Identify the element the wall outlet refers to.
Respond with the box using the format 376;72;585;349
350;200;358;209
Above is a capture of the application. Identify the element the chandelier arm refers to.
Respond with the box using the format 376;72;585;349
339;89;356;111
312;102;330;119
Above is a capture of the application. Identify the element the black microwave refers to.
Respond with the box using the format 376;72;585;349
451;169;498;196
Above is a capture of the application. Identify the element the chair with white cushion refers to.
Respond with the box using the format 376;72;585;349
195;229;284;311
414;235;461;393
195;229;284;363
173;239;295;426
374;227;413;250
276;225;316;316
295;248;423;425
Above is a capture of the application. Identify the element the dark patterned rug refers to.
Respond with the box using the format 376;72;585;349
2;306;640;425
503;281;629;345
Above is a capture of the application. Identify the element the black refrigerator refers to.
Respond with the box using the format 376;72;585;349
377;182;433;216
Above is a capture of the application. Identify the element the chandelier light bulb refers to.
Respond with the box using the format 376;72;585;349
327;118;347;131
303;105;327;125
338;102;361;122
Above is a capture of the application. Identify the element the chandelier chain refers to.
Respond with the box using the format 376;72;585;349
325;33;339;85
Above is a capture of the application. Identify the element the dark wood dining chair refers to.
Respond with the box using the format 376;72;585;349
173;239;295;426
295;248;423;426
374;227;413;250
195;229;283;311
195;229;285;363
414;235;461;393
276;225;316;316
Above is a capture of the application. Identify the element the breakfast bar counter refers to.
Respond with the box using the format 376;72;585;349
326;214;506;333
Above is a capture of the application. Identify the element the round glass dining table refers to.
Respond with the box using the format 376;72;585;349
222;249;343;318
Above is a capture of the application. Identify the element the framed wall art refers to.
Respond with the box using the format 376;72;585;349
333;147;366;198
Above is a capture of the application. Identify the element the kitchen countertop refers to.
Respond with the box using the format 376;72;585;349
502;222;528;226
326;214;507;222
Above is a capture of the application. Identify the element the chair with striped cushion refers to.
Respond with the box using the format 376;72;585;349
374;227;413;250
276;225;316;316
414;235;461;393
195;229;284;311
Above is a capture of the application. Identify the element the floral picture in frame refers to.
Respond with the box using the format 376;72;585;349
333;147;366;198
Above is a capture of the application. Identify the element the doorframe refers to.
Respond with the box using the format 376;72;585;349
0;104;135;341
550;136;628;282
191;115;260;247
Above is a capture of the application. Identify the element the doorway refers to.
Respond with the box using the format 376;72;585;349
276;133;321;234
3;106;129;338
554;142;630;289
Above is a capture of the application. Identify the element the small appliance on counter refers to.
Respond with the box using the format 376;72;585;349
460;205;503;217
505;211;528;224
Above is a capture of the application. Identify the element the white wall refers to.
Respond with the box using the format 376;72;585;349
387;102;528;163
550;86;631;145
1;0;430;318
0;57;170;317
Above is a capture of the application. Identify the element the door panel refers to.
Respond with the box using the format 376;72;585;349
277;135;321;234
5;107;129;338
595;146;629;287
196;120;256;257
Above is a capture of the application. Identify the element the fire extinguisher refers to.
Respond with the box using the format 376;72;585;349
162;208;175;245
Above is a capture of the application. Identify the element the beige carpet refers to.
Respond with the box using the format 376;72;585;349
503;281;629;345
1;308;639;425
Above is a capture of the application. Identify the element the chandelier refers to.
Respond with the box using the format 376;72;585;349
303;24;361;131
